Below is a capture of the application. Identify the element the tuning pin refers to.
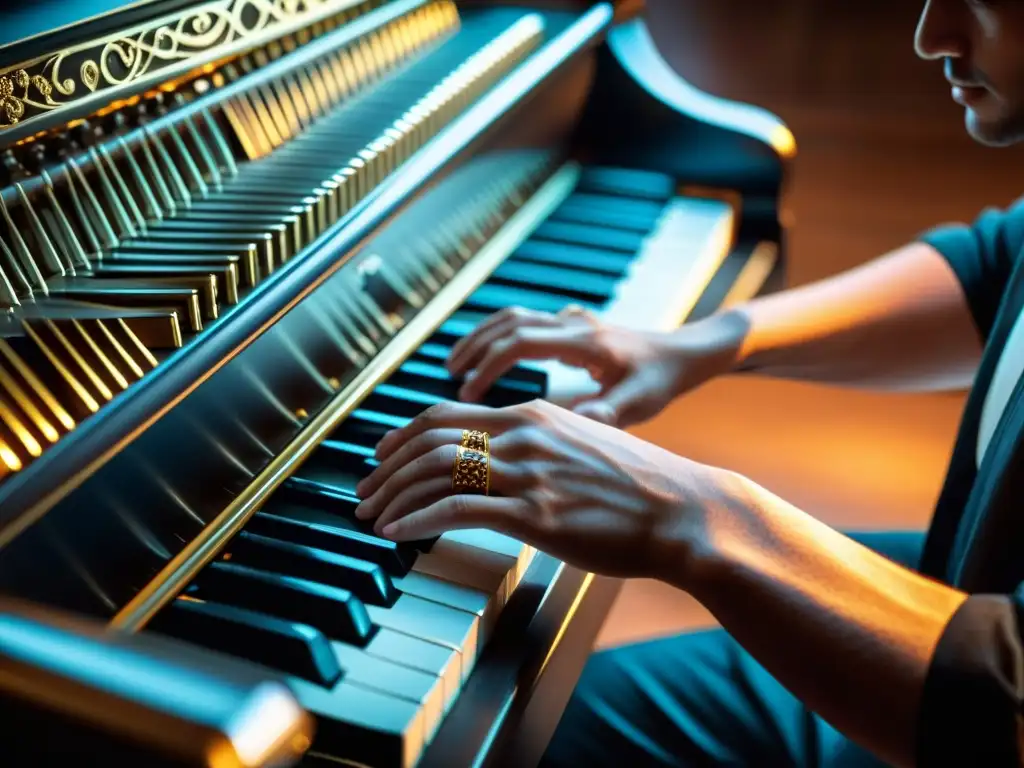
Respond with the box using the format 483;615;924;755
22;142;49;177
0;150;23;185
149;91;171;118
67;121;92;152
5;147;33;182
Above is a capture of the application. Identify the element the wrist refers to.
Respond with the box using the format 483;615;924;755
650;466;763;591
668;309;752;387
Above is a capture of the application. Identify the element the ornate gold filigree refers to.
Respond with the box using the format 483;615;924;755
0;0;359;132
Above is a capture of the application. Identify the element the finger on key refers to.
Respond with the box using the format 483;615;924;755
374;401;516;459
373;453;516;534
382;495;530;541
371;476;451;535
357;443;459;521
459;326;595;403
446;307;556;373
361;428;463;496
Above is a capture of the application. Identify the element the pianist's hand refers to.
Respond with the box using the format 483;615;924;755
446;305;742;428
354;398;744;580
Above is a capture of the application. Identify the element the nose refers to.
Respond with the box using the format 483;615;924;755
914;0;968;60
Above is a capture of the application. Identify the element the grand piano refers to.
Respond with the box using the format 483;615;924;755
0;1;794;765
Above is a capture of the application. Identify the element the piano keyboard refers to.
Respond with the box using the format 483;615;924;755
138;158;736;768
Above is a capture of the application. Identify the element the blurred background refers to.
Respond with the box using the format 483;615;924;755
597;0;1024;647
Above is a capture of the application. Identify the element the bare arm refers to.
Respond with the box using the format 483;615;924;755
707;242;983;391
667;475;969;768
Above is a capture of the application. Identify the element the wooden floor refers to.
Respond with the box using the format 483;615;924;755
595;0;1024;647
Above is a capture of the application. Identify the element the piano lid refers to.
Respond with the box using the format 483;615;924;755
0;0;367;143
0;1;166;53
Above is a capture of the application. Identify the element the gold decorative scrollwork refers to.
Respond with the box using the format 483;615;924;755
0;0;354;131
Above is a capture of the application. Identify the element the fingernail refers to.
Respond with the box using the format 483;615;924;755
381;522;398;538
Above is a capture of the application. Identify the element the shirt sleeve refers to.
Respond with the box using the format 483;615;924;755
916;586;1024;766
919;198;1024;342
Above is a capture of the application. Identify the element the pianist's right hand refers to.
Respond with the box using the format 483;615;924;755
446;305;747;428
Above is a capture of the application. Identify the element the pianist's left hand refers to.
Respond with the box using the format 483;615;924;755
353;398;747;580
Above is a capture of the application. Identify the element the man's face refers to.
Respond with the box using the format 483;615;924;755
916;0;1024;146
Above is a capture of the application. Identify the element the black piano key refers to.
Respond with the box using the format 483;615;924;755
278;447;364;495
148;598;342;687
282;476;437;554
511;239;634;277
316;439;377;473
247;512;416;577
465;283;596;316
387;359;543;407
531;220;647;254
492;260;618;304
299;444;380;495
191;561;375;647
413;342;549;392
551;193;665;233
409;342;458;365
363;383;447;418
226;531;399;607
334;408;409;448
575;166;675;201
282;476;362;512
432;314;492;345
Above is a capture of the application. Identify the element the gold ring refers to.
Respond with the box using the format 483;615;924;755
452;445;490;495
461;429;489;453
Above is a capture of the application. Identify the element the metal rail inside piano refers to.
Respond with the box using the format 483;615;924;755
0;1;795;765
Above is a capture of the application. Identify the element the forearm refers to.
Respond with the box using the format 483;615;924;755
663;474;968;768
699;243;982;391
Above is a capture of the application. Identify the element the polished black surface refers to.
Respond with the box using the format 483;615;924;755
0;0;178;55
0;597;310;766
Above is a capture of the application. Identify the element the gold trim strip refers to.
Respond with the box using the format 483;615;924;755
110;162;581;632
0;0;369;135
719;241;778;309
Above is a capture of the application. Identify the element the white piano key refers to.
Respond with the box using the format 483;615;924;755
405;552;505;606
366;628;462;713
288;677;425;768
396;569;496;642
366;594;480;680
330;641;446;739
439;528;533;586
545;195;735;405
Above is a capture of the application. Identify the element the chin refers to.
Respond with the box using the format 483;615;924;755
965;110;1024;147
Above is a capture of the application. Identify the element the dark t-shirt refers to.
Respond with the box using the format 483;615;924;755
905;202;1024;765
922;199;1024;341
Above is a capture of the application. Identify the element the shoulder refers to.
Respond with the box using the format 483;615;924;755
920;196;1024;264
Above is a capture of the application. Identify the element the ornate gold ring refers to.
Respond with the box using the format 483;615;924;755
460;429;489;453
452;445;490;496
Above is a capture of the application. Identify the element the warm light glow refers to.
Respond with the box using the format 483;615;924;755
223;684;310;767
0;340;76;431
0;398;43;456
770;124;798;158
22;324;100;414
0;444;22;471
